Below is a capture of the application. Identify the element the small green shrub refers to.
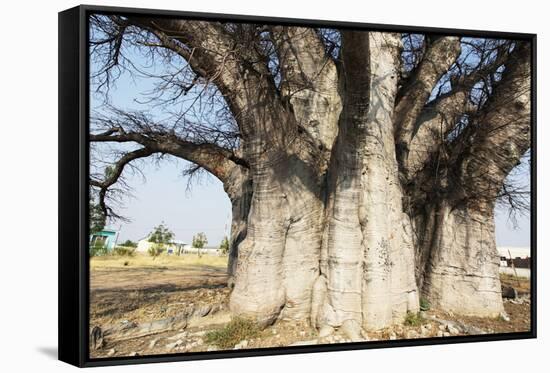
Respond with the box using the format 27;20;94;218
148;244;166;258
419;297;431;311
404;312;425;327
113;246;136;256
205;318;260;349
121;240;138;248
90;242;108;257
192;232;208;249
219;236;230;255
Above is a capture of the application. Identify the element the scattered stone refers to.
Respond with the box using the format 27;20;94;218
194;304;212;318
421;325;431;336
148;339;158;349
118;315;187;338
119;320;138;331
166;339;183;350
207;346;217;352
429;316;485;337
319;325;334;338
447;324;460;335
443;332;451;337
406;330;419;339
129;351;139;356
500;312;511;322
299;331;306;337
436;331;444;337
389;332;397;340
272;329;277;335
502;286;518;299
210;303;221;314
234;340;248;349
196;338;204;346
462;325;485;335
167;332;187;340
107;348;116;357
289;339;318;346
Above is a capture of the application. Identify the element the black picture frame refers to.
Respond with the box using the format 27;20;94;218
58;4;537;367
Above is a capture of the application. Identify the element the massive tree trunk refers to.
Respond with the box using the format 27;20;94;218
224;33;530;332
91;19;531;336
415;203;503;317
228;32;422;333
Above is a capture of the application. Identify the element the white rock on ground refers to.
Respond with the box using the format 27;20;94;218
166;339;183;350
167;332;187;340
234;340;248;349
319;325;334;338
289;340;318;346
500;312;511;322
447;324;460;335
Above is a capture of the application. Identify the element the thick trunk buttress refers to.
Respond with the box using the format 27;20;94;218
313;32;418;334
418;203;503;317
228;150;324;326
224;167;253;285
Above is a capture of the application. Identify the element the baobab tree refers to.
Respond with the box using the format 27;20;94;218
89;14;532;338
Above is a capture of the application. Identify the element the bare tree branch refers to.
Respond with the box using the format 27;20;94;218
90;129;248;181
452;41;531;212
90;147;157;219
270;26;341;149
394;36;461;174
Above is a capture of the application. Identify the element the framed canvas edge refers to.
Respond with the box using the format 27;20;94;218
58;4;538;368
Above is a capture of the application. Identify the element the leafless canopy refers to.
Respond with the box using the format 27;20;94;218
89;14;531;222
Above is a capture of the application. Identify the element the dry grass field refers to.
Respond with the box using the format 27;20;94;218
89;253;531;358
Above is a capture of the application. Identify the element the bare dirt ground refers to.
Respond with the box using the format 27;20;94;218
89;255;531;358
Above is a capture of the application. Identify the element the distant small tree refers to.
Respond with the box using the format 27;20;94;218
147;223;174;258
121;239;137;248
90;202;105;234
192;232;208;257
219;236;229;255
192;232;208;249
147;245;164;258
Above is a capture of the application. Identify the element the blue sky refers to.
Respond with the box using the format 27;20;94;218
109;158;232;245
90;32;531;247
